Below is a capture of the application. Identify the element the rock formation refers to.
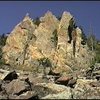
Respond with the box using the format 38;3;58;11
0;69;100;99
2;11;95;75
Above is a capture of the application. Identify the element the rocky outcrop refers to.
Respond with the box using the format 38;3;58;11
2;11;95;75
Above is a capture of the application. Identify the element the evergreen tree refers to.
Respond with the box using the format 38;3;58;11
94;40;100;63
87;33;96;51
33;17;41;26
0;33;7;65
79;26;87;45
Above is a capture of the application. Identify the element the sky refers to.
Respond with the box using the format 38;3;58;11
0;1;100;40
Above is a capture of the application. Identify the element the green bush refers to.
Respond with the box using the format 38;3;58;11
0;34;7;65
79;26;87;45
38;57;52;67
95;41;100;63
33;17;41;26
51;29;58;48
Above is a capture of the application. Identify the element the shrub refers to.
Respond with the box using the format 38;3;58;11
79;26;87;45
51;29;58;48
33;17;41;26
0;34;7;65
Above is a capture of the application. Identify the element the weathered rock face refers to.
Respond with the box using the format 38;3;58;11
34;11;59;57
2;14;36;68
2;11;94;74
5;79;30;95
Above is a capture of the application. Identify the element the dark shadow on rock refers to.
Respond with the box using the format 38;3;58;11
3;70;18;81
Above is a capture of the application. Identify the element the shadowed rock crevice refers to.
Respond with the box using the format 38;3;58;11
68;18;76;43
3;71;18;81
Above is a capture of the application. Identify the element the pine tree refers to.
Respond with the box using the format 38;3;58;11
87;25;96;51
79;26;87;45
0;33;7;65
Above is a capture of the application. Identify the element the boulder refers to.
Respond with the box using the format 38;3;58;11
55;76;73;85
35;82;70;93
34;82;72;99
72;79;100;99
5;79;30;95
33;83;56;98
41;90;72;99
28;74;49;85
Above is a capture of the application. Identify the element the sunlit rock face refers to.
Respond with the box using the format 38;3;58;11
2;11;95;74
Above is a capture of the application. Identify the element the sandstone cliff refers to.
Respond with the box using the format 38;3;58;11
2;11;95;75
